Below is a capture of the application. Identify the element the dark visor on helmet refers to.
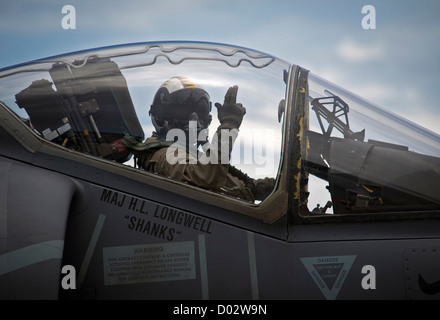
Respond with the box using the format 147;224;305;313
150;87;211;122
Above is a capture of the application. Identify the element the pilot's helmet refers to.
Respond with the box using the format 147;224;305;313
149;76;212;136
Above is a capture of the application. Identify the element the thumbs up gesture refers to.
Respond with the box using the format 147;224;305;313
215;85;246;129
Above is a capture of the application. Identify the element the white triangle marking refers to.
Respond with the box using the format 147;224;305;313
300;255;357;300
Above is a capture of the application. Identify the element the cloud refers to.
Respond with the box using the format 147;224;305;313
336;39;384;63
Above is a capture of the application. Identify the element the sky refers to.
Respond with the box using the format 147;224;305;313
0;0;439;134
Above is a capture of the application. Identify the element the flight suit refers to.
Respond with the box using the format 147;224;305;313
123;131;274;202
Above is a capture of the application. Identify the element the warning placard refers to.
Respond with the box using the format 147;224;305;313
300;255;356;300
103;241;195;286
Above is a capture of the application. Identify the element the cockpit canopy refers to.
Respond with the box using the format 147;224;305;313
0;42;288;179
0;41;439;220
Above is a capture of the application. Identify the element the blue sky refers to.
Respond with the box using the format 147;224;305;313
1;0;439;133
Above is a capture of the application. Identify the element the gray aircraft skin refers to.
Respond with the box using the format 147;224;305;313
0;41;439;300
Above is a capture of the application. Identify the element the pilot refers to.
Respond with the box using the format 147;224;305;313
122;76;274;202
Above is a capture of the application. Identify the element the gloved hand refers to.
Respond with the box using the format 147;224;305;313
215;85;246;129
